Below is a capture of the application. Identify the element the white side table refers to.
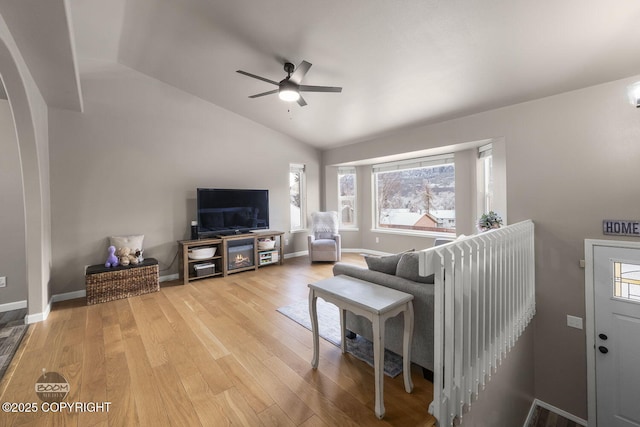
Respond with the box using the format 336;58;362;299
308;275;414;419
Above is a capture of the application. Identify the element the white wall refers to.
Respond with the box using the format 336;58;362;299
48;63;320;295
0;99;27;306
322;75;640;420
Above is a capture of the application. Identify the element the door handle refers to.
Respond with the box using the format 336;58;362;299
598;333;608;340
598;346;609;354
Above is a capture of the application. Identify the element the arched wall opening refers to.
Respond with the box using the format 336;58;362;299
0;19;51;322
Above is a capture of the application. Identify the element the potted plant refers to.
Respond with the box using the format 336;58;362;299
478;211;503;232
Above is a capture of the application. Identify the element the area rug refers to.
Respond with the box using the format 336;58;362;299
0;316;28;381
277;298;403;377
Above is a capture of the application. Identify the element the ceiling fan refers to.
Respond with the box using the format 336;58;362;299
236;60;342;107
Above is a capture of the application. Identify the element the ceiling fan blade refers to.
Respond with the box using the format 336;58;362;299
297;95;307;107
236;70;279;86
249;89;278;98
290;60;312;84
299;85;342;93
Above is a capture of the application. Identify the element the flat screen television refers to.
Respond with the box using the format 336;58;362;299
197;188;269;237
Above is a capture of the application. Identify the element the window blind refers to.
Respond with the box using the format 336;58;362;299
478;143;492;158
338;166;356;175
372;154;454;173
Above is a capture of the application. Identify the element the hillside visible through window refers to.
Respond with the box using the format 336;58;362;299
375;164;455;234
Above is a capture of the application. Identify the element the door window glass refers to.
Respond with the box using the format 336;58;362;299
613;261;640;302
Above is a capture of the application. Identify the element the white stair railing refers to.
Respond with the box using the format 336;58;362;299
421;220;535;426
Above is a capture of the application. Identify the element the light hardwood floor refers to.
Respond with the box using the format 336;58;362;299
0;254;436;426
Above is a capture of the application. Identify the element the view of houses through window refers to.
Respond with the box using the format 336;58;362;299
289;164;306;231
373;155;455;234
338;167;357;228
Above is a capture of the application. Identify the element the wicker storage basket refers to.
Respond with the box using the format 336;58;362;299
85;258;159;305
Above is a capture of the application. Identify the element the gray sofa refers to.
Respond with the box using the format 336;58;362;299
332;250;435;373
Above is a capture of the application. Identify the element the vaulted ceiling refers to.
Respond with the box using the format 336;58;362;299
4;0;640;148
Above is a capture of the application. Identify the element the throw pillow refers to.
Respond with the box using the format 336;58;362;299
364;249;414;275
396;252;434;284
110;234;145;251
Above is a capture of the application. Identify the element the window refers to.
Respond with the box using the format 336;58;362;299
289;164;306;231
613;261;640;302
478;143;494;214
373;155;455;234
338;167;357;228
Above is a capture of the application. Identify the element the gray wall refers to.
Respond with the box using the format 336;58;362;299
0;13;52;319
0;99;27;305
323;74;640;419
48;63;320;295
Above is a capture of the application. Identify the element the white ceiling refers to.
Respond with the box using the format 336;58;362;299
9;0;640;148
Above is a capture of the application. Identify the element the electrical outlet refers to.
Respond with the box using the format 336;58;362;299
285;238;289;246
0;276;6;288
567;315;583;330
375;237;380;244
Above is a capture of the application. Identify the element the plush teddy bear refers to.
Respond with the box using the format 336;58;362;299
115;247;138;266
105;245;119;268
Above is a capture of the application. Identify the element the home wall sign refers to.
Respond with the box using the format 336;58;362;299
603;220;640;237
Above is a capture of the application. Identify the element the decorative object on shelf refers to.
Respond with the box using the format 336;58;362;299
188;247;216;260
194;263;215;277
190;220;198;240
104;245;119;268
477;211;503;232
257;238;276;251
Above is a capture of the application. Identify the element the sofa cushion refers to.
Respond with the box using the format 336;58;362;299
396;252;434;284
364;253;403;275
364;249;415;275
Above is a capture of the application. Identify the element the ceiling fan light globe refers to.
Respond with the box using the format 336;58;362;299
278;88;300;102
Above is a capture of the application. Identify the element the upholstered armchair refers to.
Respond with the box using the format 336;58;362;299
308;211;341;262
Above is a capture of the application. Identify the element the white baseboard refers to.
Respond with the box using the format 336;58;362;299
284;251;308;259
284;248;391;260
23;272;181;325
523;399;587;427
343;248;390;256
25;299;51;324
19;250;391;324
0;299;27;313
52;290;86;303
160;273;178;283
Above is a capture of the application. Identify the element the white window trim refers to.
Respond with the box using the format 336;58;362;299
290;163;307;232
477;143;493;217
372;154;456;235
337;166;358;229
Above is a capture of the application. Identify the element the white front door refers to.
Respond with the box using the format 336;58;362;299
593;245;640;427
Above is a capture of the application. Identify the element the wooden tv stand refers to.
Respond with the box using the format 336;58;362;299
178;230;285;285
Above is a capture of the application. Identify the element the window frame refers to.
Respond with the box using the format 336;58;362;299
478;143;493;216
371;154;456;237
289;163;307;232
337;166;358;230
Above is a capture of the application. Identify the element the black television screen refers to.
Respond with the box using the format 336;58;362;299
197;188;269;237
